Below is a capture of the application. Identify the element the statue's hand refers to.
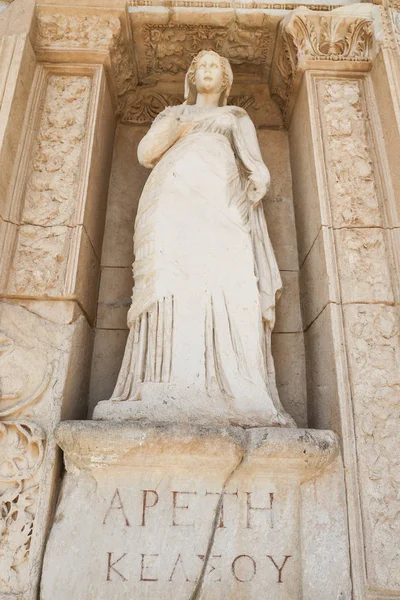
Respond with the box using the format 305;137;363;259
247;172;270;205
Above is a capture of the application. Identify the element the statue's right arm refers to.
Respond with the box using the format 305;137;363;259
137;107;184;168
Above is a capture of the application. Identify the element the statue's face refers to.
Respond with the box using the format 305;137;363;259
195;53;224;95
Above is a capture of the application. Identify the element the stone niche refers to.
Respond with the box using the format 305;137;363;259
2;1;400;599
88;10;308;426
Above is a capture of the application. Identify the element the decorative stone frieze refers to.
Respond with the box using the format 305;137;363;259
140;21;271;77
36;14;121;50
128;0;340;8
270;8;374;122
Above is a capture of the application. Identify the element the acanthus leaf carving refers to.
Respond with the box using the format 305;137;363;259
270;8;374;117
120;88;261;124
120;89;183;124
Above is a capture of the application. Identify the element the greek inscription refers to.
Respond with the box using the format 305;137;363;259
231;555;257;583
168;554;191;582
140;553;159;581
141;490;159;526
103;488;130;527
104;552;292;584
198;554;222;582
267;555;292;583
246;492;274;529
205;489;239;528
172;491;197;527
106;552;127;582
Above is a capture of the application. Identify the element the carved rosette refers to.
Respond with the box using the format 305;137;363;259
270;8;374;120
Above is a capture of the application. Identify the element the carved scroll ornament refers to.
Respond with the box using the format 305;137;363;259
270;8;374;117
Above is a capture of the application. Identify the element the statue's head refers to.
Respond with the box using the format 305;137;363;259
185;50;233;106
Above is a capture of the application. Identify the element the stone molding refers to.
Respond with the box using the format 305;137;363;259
270;8;374;123
55;420;339;478
128;0;340;8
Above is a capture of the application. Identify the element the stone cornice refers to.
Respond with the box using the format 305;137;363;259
270;7;374;123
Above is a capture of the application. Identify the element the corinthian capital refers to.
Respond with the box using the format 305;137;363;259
270;7;374;122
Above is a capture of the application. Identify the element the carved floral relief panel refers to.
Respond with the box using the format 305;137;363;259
317;78;382;228
22;75;91;227
36;14;121;50
334;228;394;304
6;73;93;298
343;304;400;592
139;22;271;79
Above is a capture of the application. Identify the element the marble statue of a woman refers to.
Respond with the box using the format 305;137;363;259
94;50;295;428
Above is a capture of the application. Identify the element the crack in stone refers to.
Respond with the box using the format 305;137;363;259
189;449;245;600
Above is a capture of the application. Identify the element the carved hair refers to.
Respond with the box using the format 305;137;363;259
184;50;233;106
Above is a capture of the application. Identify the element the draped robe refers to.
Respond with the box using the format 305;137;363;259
94;104;295;428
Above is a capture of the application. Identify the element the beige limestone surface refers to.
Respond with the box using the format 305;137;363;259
1;1;400;599
40;421;351;600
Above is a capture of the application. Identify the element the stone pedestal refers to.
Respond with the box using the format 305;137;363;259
40;421;350;600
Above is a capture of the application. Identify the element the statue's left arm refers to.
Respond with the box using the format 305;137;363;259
233;111;282;329
233;113;271;206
